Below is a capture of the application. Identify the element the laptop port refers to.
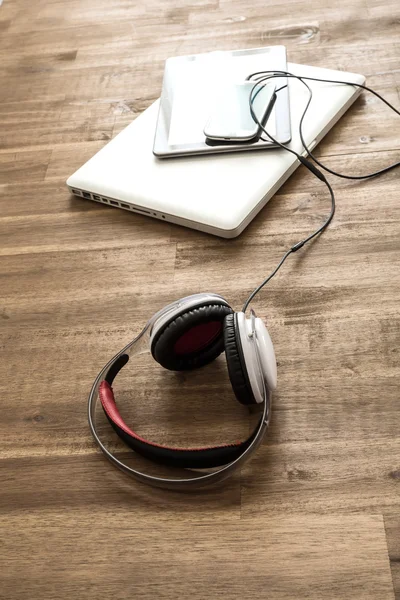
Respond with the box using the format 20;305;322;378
93;194;101;201
132;206;151;215
109;200;119;206
82;192;91;199
120;203;130;209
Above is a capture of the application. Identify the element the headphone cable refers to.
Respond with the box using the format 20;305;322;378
242;71;400;312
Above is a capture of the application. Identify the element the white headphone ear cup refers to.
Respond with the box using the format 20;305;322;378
254;317;277;391
234;312;277;403
235;312;264;404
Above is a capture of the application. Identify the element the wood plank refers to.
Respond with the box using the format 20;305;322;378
0;509;394;600
0;150;51;185
0;455;241;519
240;437;399;516
0;199;171;256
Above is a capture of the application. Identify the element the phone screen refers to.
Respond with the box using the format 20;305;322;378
203;81;276;142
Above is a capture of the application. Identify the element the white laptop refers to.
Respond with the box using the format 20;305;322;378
67;63;365;238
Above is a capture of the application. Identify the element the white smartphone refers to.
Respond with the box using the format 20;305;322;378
203;81;276;142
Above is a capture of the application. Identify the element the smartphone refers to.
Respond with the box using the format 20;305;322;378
203;81;276;142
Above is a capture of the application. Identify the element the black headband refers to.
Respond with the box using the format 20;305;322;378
99;354;262;469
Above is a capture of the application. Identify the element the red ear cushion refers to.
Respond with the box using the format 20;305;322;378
223;313;256;406
173;321;222;355
151;303;233;371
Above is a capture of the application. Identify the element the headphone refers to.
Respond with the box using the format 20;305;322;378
88;293;276;490
88;69;400;490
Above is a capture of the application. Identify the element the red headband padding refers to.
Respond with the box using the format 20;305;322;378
99;381;259;469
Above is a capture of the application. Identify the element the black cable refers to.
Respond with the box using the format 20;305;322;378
247;70;400;178
242;167;335;312
242;72;332;312
242;70;400;312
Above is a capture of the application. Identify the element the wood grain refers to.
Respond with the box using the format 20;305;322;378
0;510;395;600
0;0;399;597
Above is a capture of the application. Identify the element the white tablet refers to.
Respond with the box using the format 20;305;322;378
153;45;291;157
67;63;365;238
